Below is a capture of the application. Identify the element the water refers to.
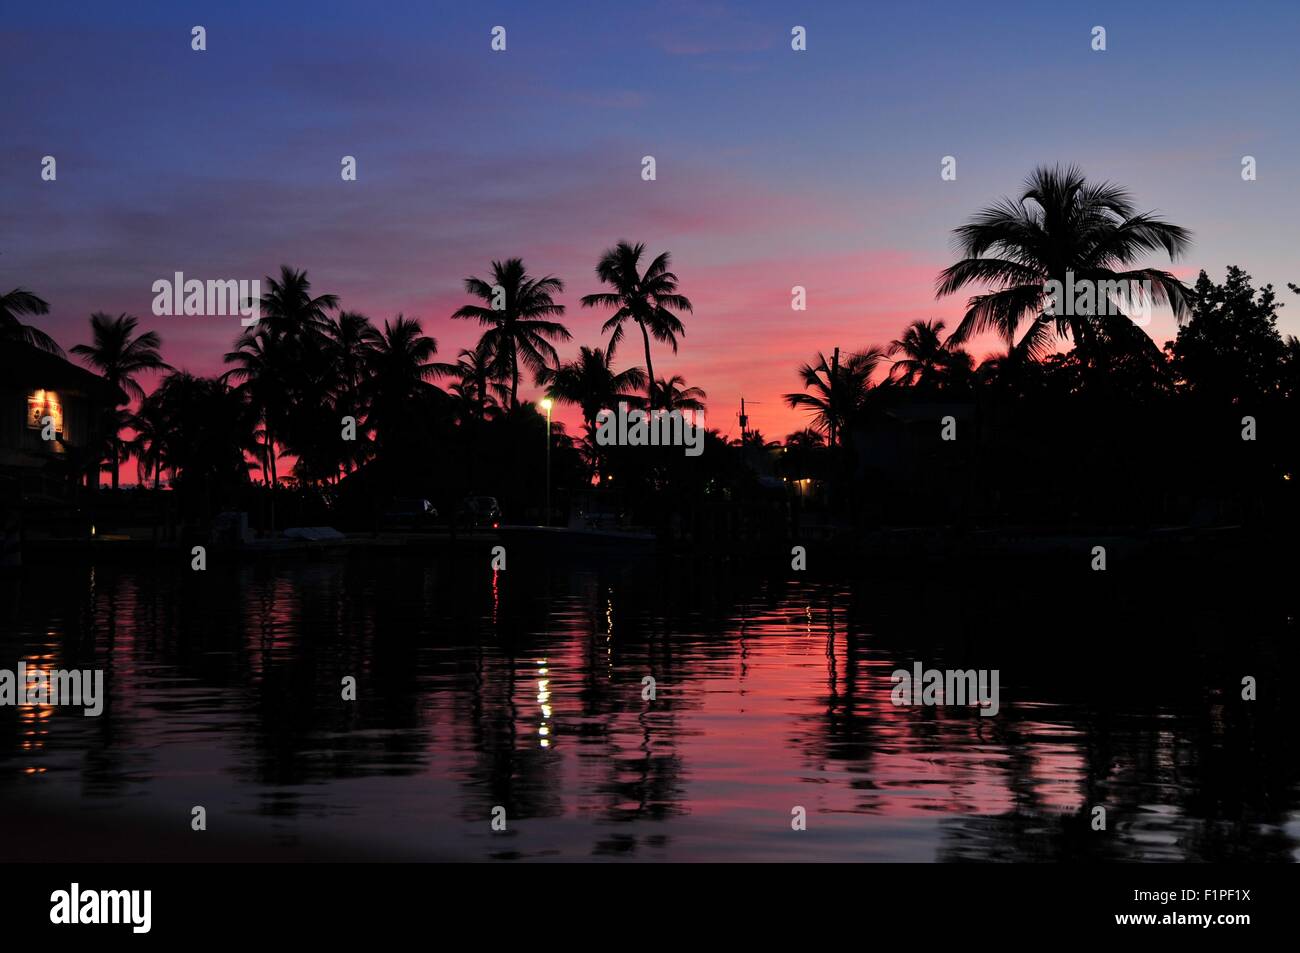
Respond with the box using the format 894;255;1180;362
1;552;1297;862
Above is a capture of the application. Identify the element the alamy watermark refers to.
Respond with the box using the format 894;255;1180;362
891;662;1000;717
50;884;151;934
594;402;704;457
151;272;260;326
0;662;104;716
1044;271;1154;326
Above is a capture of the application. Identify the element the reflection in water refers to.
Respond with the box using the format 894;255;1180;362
0;554;1297;861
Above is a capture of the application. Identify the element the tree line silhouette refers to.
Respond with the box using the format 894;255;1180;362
3;166;1297;536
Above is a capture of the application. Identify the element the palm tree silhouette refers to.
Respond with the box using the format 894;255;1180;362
539;346;646;485
145;372;257;496
363;315;451;453
223;331;280;488
783;348;886;447
250;265;338;341
225;267;338;493
734;429;779;450
539;345;646;432
887;319;966;389
71;312;171;490
938;165;1192;366
452;259;570;411
780;427;826;481
581;241;693;408
784;428;826;453
651;375;706;412
327;311;382;475
0;287;62;355
449;342;505;424
126;396;169;490
329;311;381;407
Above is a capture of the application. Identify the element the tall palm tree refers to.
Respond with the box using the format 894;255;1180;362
250;265;338;343
127;396;169;490
225;267;338;491
363;315;451;452
329;311;381;408
937;165;1192;365
71;313;170;404
70;312;172;490
581;241;693;408
539;346;647;431
253;266;339;478
327;311;382;475
0;287;62;355
96;407;136;488
651;374;706;412
452;258;570;411
223;331;280;487
783;348;886;447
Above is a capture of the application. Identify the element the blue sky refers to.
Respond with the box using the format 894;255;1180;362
4;0;1299;436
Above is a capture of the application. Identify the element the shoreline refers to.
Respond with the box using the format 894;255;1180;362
3;522;1282;587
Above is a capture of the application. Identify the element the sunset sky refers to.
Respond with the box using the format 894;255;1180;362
5;0;1300;442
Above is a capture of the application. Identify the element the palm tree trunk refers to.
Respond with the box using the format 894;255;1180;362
151;466;160;543
638;321;656;409
510;347;520;411
165;467;176;541
267;424;278;535
583;418;602;484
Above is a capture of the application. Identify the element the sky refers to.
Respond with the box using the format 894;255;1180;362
4;0;1300;444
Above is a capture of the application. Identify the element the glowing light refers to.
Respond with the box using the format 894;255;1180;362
26;389;64;434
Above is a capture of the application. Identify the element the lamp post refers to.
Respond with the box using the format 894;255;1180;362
540;398;553;526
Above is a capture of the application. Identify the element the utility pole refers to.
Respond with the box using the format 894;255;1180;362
738;397;761;444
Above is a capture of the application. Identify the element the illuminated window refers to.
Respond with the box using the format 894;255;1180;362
26;390;64;435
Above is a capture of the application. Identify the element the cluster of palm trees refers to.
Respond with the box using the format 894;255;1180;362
2;239;704;495
68;313;170;490
9;166;1299;516
451;241;699;419
782;165;1203;446
782;318;980;449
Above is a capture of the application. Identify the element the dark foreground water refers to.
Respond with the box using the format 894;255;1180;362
1;550;1297;862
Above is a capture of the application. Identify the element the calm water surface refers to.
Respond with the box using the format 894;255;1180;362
2;552;1297;862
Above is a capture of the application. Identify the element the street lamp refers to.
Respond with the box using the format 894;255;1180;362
540;398;553;526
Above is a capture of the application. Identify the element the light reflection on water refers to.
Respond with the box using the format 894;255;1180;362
0;554;1296;862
